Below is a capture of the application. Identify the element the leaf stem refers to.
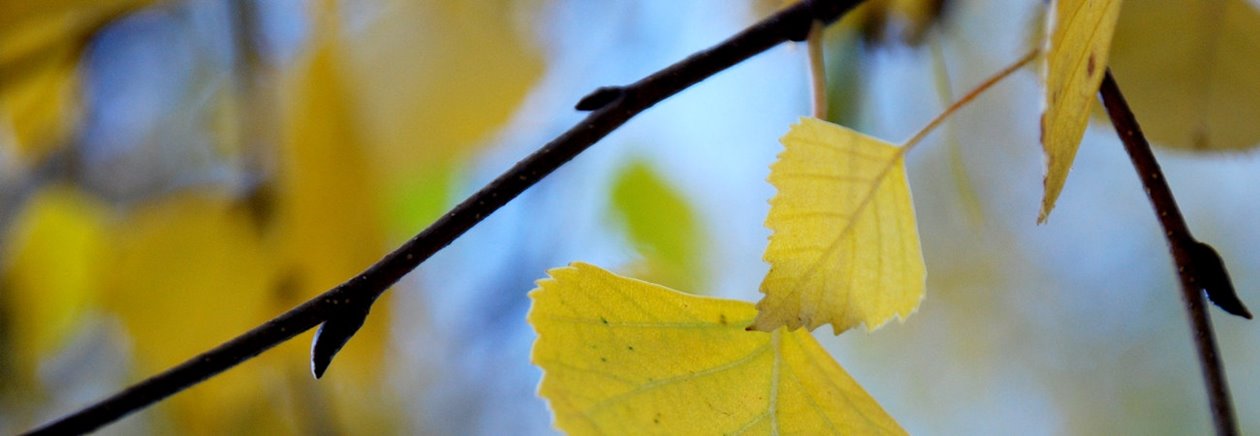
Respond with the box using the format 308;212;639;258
1097;69;1238;436
806;21;828;119
22;1;866;434
903;49;1037;151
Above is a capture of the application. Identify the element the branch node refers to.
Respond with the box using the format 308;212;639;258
1192;241;1253;320
1099;68;1241;436
310;298;374;379
575;86;625;111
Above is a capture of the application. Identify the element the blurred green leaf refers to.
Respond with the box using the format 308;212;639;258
386;161;458;242
609;159;705;292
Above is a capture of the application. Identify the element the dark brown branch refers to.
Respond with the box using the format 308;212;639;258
23;1;864;433
1098;70;1239;436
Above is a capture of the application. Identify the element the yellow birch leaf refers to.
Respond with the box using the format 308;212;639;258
1037;0;1122;223
751;117;924;334
0;185;108;381
529;262;904;435
1109;0;1260;151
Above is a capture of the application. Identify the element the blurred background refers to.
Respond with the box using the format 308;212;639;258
1;0;1258;434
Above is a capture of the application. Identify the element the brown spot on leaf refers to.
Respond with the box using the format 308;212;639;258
1193;126;1210;150
1039;113;1048;145
1087;53;1097;77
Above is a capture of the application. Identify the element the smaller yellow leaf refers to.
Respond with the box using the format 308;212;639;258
752;117;924;334
1038;0;1123;223
529;263;904;435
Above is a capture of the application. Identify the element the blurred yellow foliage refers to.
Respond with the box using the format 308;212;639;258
530;263;904;435
1;0;546;431
1110;0;1260;151
100;189;282;432
0;0;153;165
253;7;401;432
346;0;544;175
271;24;389;378
0;185;109;381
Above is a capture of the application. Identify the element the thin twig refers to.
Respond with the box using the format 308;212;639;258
23;1;865;433
1098;69;1238;436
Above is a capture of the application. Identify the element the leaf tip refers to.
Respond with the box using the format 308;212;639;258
311;358;328;380
745;308;781;333
1037;173;1059;224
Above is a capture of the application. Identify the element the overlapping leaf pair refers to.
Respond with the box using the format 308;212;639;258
529;116;923;434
